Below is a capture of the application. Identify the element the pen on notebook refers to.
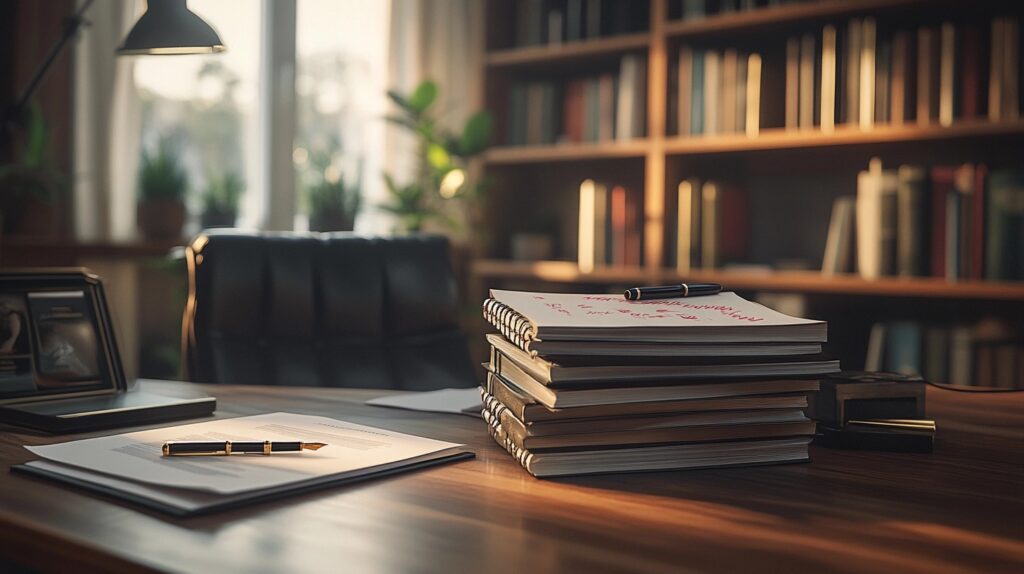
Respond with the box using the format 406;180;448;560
161;440;328;457
624;283;723;301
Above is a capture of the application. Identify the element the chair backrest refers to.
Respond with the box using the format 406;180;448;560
182;231;476;390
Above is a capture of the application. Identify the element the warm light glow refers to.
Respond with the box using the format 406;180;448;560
324;165;341;184
293;147;308;165
439;169;465;199
578;179;596;273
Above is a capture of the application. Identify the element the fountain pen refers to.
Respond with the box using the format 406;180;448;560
162;440;328;456
624;282;722;301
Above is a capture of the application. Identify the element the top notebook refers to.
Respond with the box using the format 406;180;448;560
485;290;827;343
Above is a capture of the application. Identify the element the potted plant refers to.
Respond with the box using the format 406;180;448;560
380;80;492;235
0;104;64;237
137;138;188;241
303;148;361;232
200;172;243;228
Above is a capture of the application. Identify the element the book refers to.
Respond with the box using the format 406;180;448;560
482;289;828;346
879;167;899;276
844;18;862;125
484;371;812;423
885;321;923;375
578;179;597;272
501;337;822;358
856;158;884;279
959;25;982;121
484;417;811;477
692;49;706;134
480;387;809;438
820;25;838;132
598;73;616;141
704;50;720;135
918;26;939;125
859;17;876;129
678;46;694;135
939;22;956;127
896;165;928;277
930;166;954;279
821;195;855;275
875;36;891;124
675;177;701;273
489;334;839;387
990;18;1006;121
481;390;815;450
890;30;910;124
746;53;762;136
736;51;748;133
799;33;815;129
785;36;799;130
722;49;738;133
985;169;1024;280
486;354;823;409
610;185;627;265
700;181;749;269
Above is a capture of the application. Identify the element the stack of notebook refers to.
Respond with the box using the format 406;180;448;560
480;289;840;478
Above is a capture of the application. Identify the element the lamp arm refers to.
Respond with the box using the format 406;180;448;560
8;0;96;123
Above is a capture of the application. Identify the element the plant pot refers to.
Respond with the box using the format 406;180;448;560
200;208;237;229
137;199;186;241
309;212;355;232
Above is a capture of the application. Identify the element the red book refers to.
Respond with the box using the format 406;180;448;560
563;80;585;143
960;26;981;120
930;166;954;278
971;164;988;279
718;185;750;263
624;189;641;267
610;186;627;266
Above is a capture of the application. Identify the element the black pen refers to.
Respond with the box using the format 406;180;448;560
162;440;328;457
624;283;723;301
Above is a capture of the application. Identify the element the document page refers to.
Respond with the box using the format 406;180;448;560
366;388;482;417
26;412;463;494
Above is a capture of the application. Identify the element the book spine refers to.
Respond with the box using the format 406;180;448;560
746;53;761;137
821;25;837;132
482;299;538;355
678;46;694;135
859;17;876;129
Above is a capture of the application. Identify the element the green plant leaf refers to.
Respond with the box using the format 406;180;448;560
458;112;493;156
386;89;415;115
427;143;451;170
408;81;438;114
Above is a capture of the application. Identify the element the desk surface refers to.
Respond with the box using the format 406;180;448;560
1;382;1022;574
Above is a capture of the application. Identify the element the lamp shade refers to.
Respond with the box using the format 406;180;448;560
117;0;226;56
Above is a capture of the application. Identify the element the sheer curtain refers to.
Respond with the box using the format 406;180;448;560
73;0;140;242
384;0;485;214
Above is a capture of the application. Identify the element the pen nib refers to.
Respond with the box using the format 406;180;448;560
301;442;328;451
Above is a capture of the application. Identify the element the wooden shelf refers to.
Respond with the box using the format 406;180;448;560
484;140;650;164
486;33;650;69
472;260;1024;301
664;0;932;39
0;239;183;267
664;120;1024;156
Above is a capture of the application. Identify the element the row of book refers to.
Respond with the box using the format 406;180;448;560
785;17;1022;131
823;160;1023;281
512;0;649;48
866;318;1023;389
670;0;806;21
671;48;762;136
670;179;749;272
576;180;643;271
506;54;647;146
480;289;838;477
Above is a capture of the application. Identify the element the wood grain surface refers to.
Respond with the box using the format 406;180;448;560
0;381;1021;573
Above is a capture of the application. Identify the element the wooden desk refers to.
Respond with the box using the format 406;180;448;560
1;382;1021;573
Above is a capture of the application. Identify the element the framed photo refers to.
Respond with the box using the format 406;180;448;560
0;269;126;404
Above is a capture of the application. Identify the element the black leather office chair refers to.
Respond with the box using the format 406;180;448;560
181;230;476;390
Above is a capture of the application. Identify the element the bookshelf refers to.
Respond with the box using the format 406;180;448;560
477;0;1024;384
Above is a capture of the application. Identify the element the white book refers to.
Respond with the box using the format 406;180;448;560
722;49;738;133
821;25;838;132
676;178;698;273
846;19;863;125
856;158;883;279
859;17;876;130
577;179;597;272
704;50;720;135
746;53;762;136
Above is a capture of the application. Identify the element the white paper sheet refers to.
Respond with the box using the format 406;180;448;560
25;412;463;495
365;388;482;417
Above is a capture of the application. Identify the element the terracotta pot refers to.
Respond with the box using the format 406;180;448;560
137;199;186;241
